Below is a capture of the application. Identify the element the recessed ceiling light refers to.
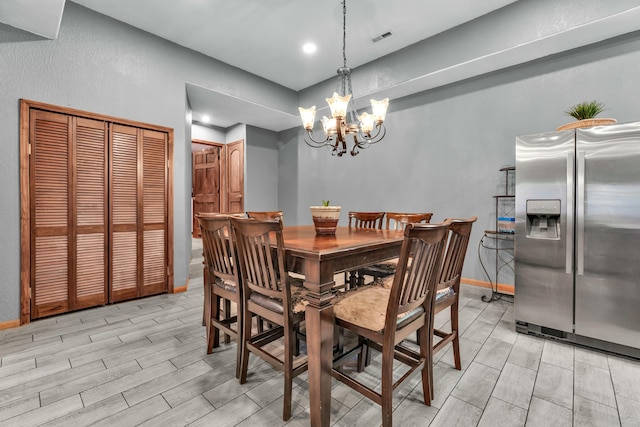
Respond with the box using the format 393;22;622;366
202;115;210;123
302;43;317;54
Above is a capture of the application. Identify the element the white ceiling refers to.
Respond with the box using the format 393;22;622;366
10;1;637;132
69;0;518;91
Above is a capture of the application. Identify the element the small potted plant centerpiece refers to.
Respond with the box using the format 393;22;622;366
556;100;617;131
309;200;341;235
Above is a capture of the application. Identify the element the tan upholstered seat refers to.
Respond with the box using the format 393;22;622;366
331;220;450;427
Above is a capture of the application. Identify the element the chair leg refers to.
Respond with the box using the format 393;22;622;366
208;294;220;354
427;312;436;398
224;299;231;344
202;268;210;326
356;336;367;372
239;309;252;384
283;321;295;421
418;324;433;407
451;304;461;370
381;343;395;427
235;303;242;379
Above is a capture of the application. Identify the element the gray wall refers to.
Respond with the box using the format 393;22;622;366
0;2;291;323
245;126;279;213
279;31;640;285
192;123;225;143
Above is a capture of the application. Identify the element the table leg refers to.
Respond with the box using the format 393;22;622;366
303;261;335;427
306;303;334;427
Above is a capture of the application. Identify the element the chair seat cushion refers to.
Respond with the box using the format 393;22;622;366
361;261;397;277
362;256;416;278
249;276;308;315
435;286;455;302
333;286;424;333
435;287;456;312
213;277;238;293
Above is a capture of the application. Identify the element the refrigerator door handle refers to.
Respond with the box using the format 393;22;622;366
577;150;585;276
566;153;574;274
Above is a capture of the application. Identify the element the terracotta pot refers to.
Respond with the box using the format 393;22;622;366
556;118;617;131
309;206;341;235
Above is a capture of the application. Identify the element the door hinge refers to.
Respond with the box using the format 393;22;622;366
28;143;32;155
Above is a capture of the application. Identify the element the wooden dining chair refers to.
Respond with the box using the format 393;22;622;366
430;216;477;393
196;213;244;379
386;212;433;230
230;217;308;421
345;211;386;287
348;211;385;229
197;212;245;327
331;220;450;427
361;212;434;280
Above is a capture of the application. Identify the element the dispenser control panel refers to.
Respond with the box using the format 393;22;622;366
526;199;561;215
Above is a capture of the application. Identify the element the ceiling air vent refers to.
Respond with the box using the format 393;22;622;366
372;31;393;43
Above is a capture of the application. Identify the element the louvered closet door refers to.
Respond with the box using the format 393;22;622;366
30;111;107;319
141;129;167;296
110;125;167;302
74;118;108;309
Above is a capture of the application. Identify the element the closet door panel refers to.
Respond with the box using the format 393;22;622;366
31;110;70;318
110;124;139;302
111;231;138;301
141;129;167;295
74;118;108;309
33;235;69;318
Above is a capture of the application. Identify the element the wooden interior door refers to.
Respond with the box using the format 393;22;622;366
225;139;244;213
192;146;221;237
29;110;108;319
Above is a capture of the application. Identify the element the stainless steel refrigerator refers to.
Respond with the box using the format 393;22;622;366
515;121;640;358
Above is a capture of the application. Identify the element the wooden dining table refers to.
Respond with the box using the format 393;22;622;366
281;225;405;427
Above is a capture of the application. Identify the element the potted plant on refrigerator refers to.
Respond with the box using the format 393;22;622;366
310;200;341;235
556;100;617;131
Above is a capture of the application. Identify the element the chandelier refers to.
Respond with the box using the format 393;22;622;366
298;0;389;157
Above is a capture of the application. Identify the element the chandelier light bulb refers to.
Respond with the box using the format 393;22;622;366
298;106;317;130
358;112;375;134
370;98;389;123
326;93;351;119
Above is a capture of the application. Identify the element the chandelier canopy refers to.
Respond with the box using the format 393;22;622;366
298;0;389;157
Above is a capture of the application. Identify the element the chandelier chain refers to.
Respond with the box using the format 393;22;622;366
342;0;347;69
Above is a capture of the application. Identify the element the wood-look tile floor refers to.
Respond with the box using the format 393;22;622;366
2;245;640;426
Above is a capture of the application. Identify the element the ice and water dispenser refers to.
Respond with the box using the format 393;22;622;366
526;199;560;239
